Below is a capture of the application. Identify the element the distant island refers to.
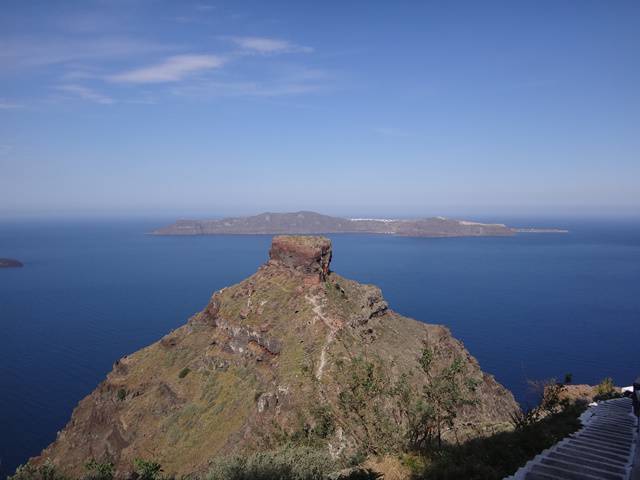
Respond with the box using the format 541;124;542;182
0;258;23;268
152;211;566;238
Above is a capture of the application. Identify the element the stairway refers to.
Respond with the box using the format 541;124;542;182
507;397;638;480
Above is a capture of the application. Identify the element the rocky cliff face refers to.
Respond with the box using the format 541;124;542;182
32;236;517;477
269;235;332;281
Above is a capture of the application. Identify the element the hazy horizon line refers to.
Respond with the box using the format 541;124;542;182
1;207;639;223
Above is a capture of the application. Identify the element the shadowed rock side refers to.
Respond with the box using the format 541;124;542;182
152;211;516;237
0;258;23;268
32;236;518;477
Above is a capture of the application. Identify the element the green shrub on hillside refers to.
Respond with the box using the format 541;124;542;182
84;459;114;480
310;404;335;439
133;459;163;480
416;402;585;479
116;388;127;401
334;342;480;456
594;377;619;400
327;468;382;480
9;460;68;480
207;446;336;480
413;345;479;448
335;355;409;455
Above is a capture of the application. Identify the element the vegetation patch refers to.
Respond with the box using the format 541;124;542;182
133;459;163;480
165;404;201;444
84;459;114;480
9;460;69;480
116;388;127;401
206;445;377;480
207;446;329;480
334;341;479;456
594;376;621;401
413;402;585;479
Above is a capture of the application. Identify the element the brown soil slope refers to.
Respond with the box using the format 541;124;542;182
33;236;517;477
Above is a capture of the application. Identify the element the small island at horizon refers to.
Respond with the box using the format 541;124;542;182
0;258;23;268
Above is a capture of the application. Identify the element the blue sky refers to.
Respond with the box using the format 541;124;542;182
1;0;638;218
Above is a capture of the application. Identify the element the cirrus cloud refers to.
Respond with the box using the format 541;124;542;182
228;36;312;54
56;84;114;104
108;54;224;84
0;100;24;109
0;36;177;69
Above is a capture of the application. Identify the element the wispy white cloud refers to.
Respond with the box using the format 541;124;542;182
175;81;322;97
0;36;177;69
195;4;216;12
60;69;99;80
55;84;114;104
172;67;331;98
0;100;24;109
125;98;157;105
228;36;312;54
0;28;322;106
108;54;224;84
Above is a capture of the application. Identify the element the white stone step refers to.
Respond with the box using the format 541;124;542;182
508;397;638;480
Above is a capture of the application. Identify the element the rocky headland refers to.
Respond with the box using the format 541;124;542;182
0;258;23;268
152;211;519;237
29;236;518;478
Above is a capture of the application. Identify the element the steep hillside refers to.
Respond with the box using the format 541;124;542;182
32;236;517;477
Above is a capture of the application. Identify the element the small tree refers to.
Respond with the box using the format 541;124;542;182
335;354;408;454
415;344;478;448
84;459;114;480
133;459;162;480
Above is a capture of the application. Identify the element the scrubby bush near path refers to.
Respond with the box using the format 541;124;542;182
9;367;596;480
412;402;585;479
594;376;623;401
206;446;336;480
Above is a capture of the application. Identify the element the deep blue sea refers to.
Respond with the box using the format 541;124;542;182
1;218;639;476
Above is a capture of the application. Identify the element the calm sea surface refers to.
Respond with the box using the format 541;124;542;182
1;218;639;475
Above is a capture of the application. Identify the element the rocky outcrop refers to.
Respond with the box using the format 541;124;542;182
559;384;600;404
0;258;23;268
31;236;518;478
269;235;332;281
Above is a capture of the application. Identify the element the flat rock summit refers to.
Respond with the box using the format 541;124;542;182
32;236;518;477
